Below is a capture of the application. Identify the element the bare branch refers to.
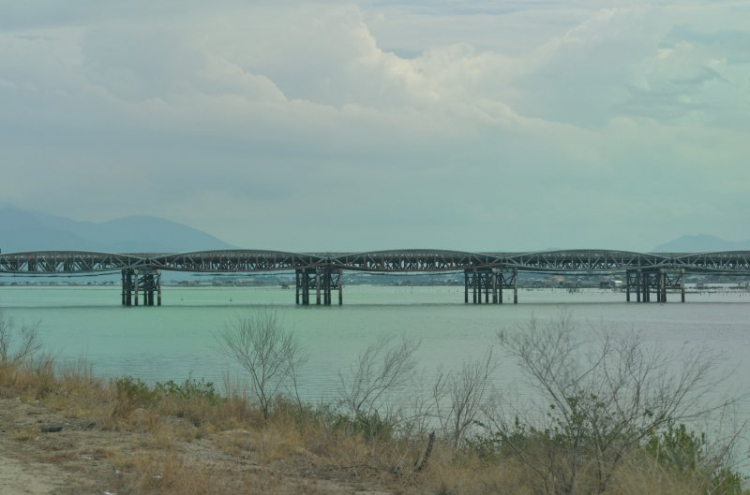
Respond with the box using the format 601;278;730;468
216;308;306;420
338;335;419;423
0;309;42;364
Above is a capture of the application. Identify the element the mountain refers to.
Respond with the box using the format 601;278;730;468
652;234;750;253
0;205;234;253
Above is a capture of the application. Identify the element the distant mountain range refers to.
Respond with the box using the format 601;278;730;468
0;205;234;253
651;234;750;253
2;205;747;254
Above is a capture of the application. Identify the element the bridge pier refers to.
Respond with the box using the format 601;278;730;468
121;269;161;307
626;268;685;304
464;268;516;305
296;267;342;306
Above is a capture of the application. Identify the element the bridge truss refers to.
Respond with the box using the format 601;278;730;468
2;249;749;306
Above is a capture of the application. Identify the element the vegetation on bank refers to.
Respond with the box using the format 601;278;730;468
0;308;747;495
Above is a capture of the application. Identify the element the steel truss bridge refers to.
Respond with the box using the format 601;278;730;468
1;249;750;306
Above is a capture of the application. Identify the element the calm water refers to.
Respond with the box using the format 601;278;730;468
1;285;749;405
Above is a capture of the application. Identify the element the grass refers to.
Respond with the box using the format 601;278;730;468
0;352;747;495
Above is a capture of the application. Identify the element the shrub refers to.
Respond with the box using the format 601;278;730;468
646;423;744;495
491;312;741;495
156;378;219;405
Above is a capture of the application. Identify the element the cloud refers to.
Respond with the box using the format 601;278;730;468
0;1;748;250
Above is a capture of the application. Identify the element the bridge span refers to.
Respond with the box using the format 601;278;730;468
1;249;749;306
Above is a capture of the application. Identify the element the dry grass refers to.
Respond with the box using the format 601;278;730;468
125;451;336;495
0;354;56;397
12;424;40;442
0;354;745;495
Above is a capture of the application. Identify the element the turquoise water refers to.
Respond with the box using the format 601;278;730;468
1;285;749;405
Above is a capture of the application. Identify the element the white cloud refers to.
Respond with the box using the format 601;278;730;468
0;1;748;250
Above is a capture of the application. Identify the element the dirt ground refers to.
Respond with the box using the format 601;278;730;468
0;398;101;495
0;397;393;495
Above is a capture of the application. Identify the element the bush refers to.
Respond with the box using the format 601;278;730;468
116;377;158;406
646;423;745;495
490;313;742;495
330;409;396;442
155;378;219;405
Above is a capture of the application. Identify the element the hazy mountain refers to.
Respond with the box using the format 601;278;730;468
652;234;750;253
0;205;234;253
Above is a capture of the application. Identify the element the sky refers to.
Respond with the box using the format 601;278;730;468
1;0;748;252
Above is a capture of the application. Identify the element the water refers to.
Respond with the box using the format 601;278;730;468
1;285;749;406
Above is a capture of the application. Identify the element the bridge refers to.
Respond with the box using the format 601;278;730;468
1;249;750;306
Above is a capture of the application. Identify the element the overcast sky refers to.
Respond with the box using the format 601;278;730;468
1;0;748;251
